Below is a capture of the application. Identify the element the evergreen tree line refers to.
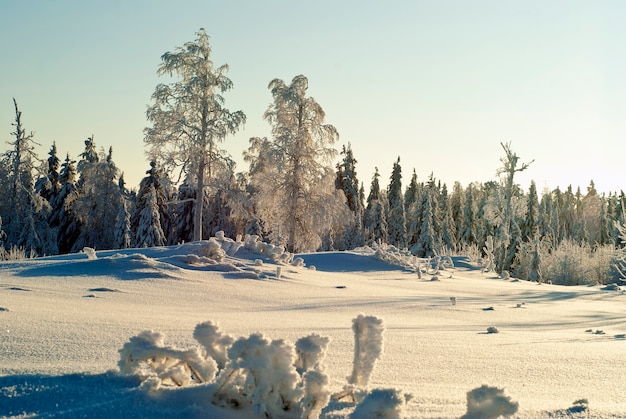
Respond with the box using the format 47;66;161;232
2;100;624;276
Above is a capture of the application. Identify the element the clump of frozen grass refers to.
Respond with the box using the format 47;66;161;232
0;245;31;261
461;385;518;419
118;315;394;418
350;388;409;419
348;314;384;388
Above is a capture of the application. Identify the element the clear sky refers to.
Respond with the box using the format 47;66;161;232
1;0;624;194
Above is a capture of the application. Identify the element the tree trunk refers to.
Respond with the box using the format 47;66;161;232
193;157;205;242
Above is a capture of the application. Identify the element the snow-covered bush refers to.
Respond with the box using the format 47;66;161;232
295;334;330;373
118;330;217;387
515;238;616;285
82;247;97;260
118;315;395;418
213;333;303;417
461;385;518;419
243;234;294;264
350;388;408;419
196;238;226;261
193;321;234;370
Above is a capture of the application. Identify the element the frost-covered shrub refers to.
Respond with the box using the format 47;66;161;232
292;257;305;267
461;385;518;419
83;247;97;260
243;234;294;263
196;238;226;261
515;238;616;285
350;388;407;419
193;321;234;370
301;369;331;419
118;330;217;387
295;334;330;373
119;315;395;418
214;334;303;417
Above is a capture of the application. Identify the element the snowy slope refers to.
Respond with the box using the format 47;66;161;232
1;241;626;418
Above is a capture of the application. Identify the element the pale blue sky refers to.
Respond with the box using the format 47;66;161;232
1;1;624;194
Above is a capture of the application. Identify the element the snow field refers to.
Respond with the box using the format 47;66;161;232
2;242;626;417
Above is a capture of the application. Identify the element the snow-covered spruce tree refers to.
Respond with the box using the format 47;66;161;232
205;188;237;239
558;186;575;242
246;75;347;252
144;29;245;242
3;98;40;246
131;161;172;245
450;181;465;245
363;168;388;246
34;142;61;203
135;184;166;248
404;169;419;222
71;145;123;252
439;184;457;252
387;157;407;249
50;154;81;254
169;178;197;245
521;180;539;242
114;196;132;249
412;190;438;257
335;143;365;249
459;184;477;247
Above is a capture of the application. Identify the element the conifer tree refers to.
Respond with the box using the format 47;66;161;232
404;169;419;217
521;180;539;241
363;168;388;245
132;161;172;244
51;154;81;254
387;157;407;248
412;190;437;257
71;144;122;251
450;181;465;245
114;198;132;249
135;184;166;248
3;98;42;246
459;184;477;246
439;184;457;251
335;143;365;249
34;142;61;203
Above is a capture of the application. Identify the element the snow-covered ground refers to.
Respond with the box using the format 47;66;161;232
1;239;626;418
